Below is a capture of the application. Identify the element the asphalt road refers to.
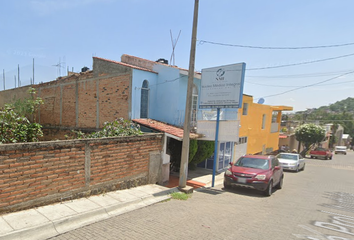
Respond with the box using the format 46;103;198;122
50;150;354;240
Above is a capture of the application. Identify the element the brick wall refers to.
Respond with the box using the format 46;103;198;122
0;133;163;214
37;70;131;132
0;58;133;140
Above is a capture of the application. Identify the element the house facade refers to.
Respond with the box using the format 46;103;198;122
0;55;201;139
198;94;293;172
238;94;293;155
0;54;293;176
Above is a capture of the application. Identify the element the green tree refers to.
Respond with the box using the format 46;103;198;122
295;123;326;150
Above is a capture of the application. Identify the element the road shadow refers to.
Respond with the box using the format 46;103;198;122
222;186;276;198
196;187;224;195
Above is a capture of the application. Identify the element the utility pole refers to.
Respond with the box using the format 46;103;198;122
2;69;5;90
18;64;20;87
32;58;35;85
179;0;199;191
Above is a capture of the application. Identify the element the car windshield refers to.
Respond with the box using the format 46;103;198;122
278;154;298;160
335;146;346;150
234;157;269;170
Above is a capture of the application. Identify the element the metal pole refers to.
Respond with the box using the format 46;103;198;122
33;58;35;85
18;64;20;87
2;69;5;90
212;108;221;187
179;0;199;189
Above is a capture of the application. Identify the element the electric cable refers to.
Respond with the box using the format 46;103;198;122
198;40;354;50
255;70;354;99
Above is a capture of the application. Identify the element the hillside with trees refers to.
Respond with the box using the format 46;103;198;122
288;97;354;140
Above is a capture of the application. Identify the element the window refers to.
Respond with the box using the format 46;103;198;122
239;136;248;144
242;103;248;115
272;111;279;123
191;85;198;128
140;80;149;118
262;114;266;129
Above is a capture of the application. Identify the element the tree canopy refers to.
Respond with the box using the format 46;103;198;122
295;123;326;150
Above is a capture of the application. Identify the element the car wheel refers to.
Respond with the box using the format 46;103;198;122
325;156;328;160
329;156;332;160
302;164;305;171
276;176;283;189
296;165;299;172
223;181;231;189
310;156;314;159
264;180;273;196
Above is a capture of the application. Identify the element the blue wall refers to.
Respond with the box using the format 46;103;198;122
131;64;201;127
131;69;157;120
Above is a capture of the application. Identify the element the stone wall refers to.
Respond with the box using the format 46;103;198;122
0;133;163;214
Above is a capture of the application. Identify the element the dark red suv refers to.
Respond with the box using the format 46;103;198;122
224;155;284;196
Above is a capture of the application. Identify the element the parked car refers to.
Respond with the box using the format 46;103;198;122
224;155;283;196
276;153;305;172
334;146;347;155
310;147;333;160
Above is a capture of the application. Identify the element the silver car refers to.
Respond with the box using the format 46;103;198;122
276;153;305;172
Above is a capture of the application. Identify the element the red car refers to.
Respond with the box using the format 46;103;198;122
224;155;284;196
310;147;333;160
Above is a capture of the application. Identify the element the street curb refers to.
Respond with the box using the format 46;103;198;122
0;188;178;240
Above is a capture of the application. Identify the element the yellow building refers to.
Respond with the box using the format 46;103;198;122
238;94;293;155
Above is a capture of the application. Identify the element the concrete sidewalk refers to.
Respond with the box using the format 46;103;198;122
0;169;224;240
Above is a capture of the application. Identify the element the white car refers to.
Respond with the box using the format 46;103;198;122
276;153;305;172
334;146;347;155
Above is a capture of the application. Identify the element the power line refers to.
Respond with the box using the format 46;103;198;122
247;79;354;88
200;52;354;72
247;52;354;70
198;40;354;50
246;69;354;79
256;70;354;99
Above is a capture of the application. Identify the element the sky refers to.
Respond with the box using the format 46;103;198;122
1;0;354;112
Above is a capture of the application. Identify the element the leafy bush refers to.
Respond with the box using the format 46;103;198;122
0;105;43;143
189;140;215;169
71;118;142;139
12;87;43;121
189;139;198;163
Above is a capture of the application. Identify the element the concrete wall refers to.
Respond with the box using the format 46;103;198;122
0;133;163;214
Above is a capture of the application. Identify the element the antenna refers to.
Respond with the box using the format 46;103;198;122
52;57;66;77
170;30;181;66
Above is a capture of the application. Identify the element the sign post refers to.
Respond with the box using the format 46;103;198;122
212;108;220;187
200;63;246;187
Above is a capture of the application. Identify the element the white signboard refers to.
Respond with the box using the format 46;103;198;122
200;63;246;109
197;120;240;142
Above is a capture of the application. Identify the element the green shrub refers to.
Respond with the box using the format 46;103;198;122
70;118;142;139
189;140;215;169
